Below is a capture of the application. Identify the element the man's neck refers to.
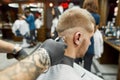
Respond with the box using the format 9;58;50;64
64;49;76;59
61;49;76;67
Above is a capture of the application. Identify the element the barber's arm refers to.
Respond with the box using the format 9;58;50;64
0;39;66;80
0;40;28;60
0;40;21;53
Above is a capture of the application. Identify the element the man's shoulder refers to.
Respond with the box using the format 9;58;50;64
73;63;103;80
37;64;81;80
37;63;103;80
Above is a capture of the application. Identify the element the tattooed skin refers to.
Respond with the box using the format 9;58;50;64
0;48;50;80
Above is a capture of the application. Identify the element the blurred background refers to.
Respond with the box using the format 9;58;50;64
0;0;120;80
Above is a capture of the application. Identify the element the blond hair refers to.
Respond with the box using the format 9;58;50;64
56;7;95;35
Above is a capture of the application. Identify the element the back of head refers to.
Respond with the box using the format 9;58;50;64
17;13;22;17
83;0;99;13
56;7;95;35
17;13;24;19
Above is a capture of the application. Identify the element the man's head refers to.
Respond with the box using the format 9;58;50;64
56;7;95;58
24;8;31;17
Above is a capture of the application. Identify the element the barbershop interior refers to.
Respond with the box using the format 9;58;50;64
0;0;120;80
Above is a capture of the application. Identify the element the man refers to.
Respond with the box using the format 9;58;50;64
37;7;103;80
23;8;36;47
0;39;66;80
12;13;30;48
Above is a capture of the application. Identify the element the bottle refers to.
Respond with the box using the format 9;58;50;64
105;21;111;36
105;21;114;37
116;27;120;39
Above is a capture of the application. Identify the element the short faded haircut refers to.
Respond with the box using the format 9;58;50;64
56;7;95;35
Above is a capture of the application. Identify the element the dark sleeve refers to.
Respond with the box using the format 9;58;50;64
95;14;100;25
91;13;100;25
26;15;32;22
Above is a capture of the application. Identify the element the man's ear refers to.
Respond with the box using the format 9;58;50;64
73;32;82;45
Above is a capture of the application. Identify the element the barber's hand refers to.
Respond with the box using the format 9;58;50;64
40;38;67;66
7;48;28;61
14;49;28;60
